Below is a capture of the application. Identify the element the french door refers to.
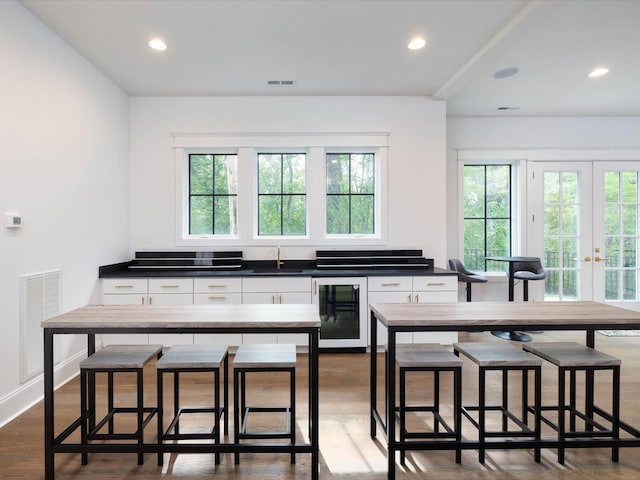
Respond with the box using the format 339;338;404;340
529;161;640;305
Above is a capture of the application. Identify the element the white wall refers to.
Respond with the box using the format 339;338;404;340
129;96;448;263
0;1;129;425
446;116;640;301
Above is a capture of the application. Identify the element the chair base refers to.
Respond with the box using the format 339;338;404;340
491;331;532;342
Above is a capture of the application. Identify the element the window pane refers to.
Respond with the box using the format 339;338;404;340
463;218;485;270
622;204;637;235
351;154;374;194
561;172;578;203
623;269;636;300
544;237;560;269
562;238;578;268
546;270;560;298
463;166;485;218
623;237;637;268
561;205;578;235
258;154;282;194
351;196;374;234
622;172;637;203
604;171;619;203
282;154;305;194
606;236;620;268
545;205;559;235
326;154;349;194
562;269;578;300
282;195;306;235
190;155;213;195
487;218;510;256
544;172;559;203
213;196;237;235
190;196;212;235
604;204;620;235
486;165;510;218
326;195;349;234
258;196;282;235
605;269;620;300
213;155;237;195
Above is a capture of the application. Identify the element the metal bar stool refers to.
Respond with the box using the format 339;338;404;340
79;344;163;465
448;258;488;302
233;343;297;464
522;342;621;463
453;342;542;463
156;345;229;466
396;344;463;464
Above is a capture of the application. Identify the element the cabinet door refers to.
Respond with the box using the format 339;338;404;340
194;292;243;305
413;275;458;344
243;276;311;293
148;278;193;294
194;278;242;293
367;291;412;345
194;290;243;346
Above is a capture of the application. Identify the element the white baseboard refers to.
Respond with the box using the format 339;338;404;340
0;349;86;428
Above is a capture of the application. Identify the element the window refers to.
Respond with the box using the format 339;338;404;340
463;164;511;271
257;153;306;236
189;154;238;235
326;153;375;235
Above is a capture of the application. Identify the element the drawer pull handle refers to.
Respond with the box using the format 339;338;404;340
208;296;227;300
161;285;179;288
382;282;401;287
208;284;227;288
114;285;134;289
427;282;446;286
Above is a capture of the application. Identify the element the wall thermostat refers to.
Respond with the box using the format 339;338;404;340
6;213;22;229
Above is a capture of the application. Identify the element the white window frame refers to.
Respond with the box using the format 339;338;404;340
173;133;388;247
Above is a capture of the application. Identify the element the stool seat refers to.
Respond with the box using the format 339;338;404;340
453;342;542;367
523;342;621;367
157;344;227;369
396;344;463;368
233;343;297;368
80;344;163;369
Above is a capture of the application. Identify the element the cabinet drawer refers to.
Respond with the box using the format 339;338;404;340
194;293;242;304
102;278;148;295
367;276;412;292
243;276;311;293
148;278;193;294
194;277;242;293
412;276;457;292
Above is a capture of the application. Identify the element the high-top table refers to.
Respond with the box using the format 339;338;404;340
369;301;640;480
42;304;320;480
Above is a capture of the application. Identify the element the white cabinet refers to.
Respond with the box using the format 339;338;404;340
368;275;458;345
193;277;243;347
101;278;150;345
242;277;312;345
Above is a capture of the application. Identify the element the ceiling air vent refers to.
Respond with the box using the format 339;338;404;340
267;80;296;86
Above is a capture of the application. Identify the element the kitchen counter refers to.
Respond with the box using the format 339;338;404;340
99;261;457;278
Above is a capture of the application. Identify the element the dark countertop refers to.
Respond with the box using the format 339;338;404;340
99;261;456;278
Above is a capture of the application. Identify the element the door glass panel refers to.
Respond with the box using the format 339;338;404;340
604;170;640;301
318;285;360;340
543;171;581;301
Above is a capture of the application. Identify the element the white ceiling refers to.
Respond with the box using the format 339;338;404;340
19;0;640;116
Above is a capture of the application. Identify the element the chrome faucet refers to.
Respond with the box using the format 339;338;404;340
276;246;284;269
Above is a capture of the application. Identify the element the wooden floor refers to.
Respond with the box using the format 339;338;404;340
3;330;640;479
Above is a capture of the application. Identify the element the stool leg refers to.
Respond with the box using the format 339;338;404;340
173;372;180;435
137;369;144;465
466;282;472;302
399;367;406;465
613;366;620;462
223;353;229;436
534;367;541;463
502;369;509;432
157;370;164;466
434;371;441;433
479;367;486;464
234;369;240;465
454;367;462;464
290;368;296;464
522;369;528;426
558;367;566;464
108;371;114;434
214;368;221;465
523;280;529;301
80;369;88;465
570;369;577;433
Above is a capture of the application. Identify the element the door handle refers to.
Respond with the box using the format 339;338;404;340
594;256;608;263
583;256;592;262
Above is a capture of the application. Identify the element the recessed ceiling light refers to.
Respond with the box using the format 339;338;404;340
408;37;426;50
588;67;609;78
148;38;167;51
494;67;519;79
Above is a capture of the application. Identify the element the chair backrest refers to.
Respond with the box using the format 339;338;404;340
449;258;471;275
512;258;546;276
